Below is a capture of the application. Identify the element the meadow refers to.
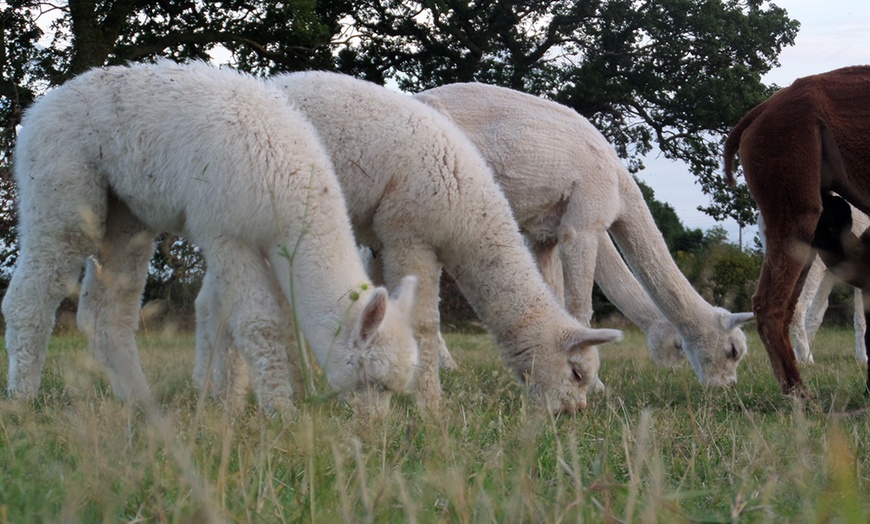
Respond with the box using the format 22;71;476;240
0;325;868;523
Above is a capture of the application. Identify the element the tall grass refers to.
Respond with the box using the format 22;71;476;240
0;327;868;522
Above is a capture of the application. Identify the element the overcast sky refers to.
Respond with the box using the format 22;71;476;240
634;0;870;247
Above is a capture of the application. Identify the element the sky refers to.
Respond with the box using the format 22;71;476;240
634;0;870;248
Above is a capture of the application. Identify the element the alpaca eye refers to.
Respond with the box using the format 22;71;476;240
571;368;583;384
729;344;739;360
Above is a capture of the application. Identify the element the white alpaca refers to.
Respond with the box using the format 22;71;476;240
593;239;685;367
200;71;624;413
2;61;419;412
414;83;755;386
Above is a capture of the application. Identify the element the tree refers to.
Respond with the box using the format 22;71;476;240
635;177;704;254
0;0;348;292
0;0;799;301
341;0;797;215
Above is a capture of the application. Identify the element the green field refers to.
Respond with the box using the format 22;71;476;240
1;326;868;522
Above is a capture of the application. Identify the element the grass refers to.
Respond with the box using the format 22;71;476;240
0;326;869;522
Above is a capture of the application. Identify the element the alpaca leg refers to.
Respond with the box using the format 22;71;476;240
3;174;106;398
264;268;305;399
206;242;296;413
194;270;235;398
530;241;565;304
753;220;817;395
559;231;599;327
556;231;602;391
791;257;827;363
194;275;256;411
742;119;830;395
805;269;836;342
77;196;156;403
379;245;443;411
854;288;868;363
4;245;91;398
193;271;218;395
199;260;307;406
368;247;455;370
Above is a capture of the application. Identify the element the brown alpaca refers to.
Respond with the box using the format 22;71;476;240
724;65;870;395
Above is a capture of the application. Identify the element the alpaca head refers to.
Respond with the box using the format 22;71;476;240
508;324;623;414
681;308;754;386
645;319;686;368
327;276;419;414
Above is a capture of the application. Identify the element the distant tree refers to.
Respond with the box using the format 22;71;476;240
0;164;16;278
707;242;762;311
0;0;346;296
702;225;731;248
635;177;704;254
0;0;799;311
697;170;758;236
342;0;798;210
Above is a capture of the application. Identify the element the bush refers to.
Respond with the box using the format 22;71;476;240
708;245;763;312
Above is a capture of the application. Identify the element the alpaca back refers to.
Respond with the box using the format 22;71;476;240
414;83;629;238
272;72;545;302
16;61;354;256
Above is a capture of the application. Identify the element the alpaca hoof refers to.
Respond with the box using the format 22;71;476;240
782;382;810;400
261;397;297;417
7;382;39;401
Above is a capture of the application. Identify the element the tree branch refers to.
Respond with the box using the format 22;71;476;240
121;30;325;66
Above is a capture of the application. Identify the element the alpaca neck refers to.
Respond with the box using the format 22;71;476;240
609;182;717;332
267;227;374;367
593;233;666;331
443;225;568;355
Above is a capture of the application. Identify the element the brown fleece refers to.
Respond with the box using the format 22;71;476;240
723;65;870;394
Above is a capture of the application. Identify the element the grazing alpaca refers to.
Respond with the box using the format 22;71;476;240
201;71;623;414
2;61;419;412
789;202;870;363
724;65;870;394
414;83;753;383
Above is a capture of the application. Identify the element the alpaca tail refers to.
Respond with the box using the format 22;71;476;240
723;101;768;186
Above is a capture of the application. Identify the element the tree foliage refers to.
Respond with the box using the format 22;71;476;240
340;0;797;188
0;0;799;303
635;177;704;254
0;0;348;293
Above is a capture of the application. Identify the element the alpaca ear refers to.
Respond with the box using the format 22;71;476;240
589;376;606;393
356;288;388;344
562;328;623;352
394;275;418;315
725;312;755;330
